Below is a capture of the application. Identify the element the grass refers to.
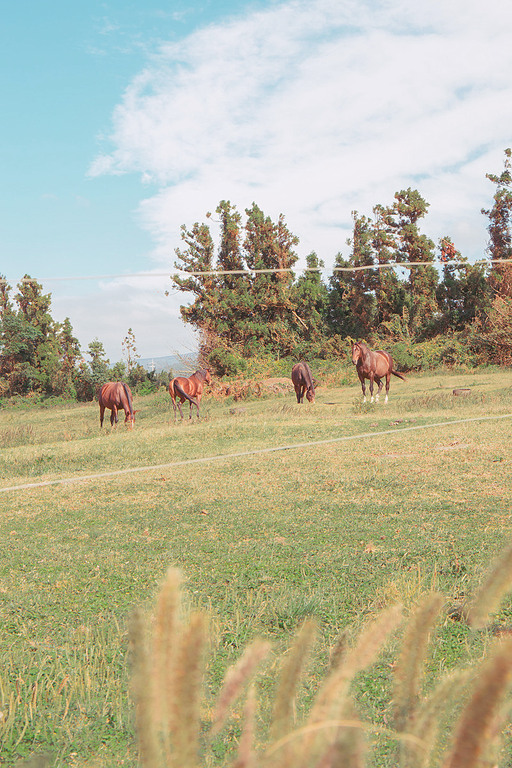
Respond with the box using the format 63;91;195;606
1;368;512;765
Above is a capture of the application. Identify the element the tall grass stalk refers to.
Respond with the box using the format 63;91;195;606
466;542;512;628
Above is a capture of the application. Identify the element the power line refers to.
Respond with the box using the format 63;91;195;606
1;258;511;285
1;412;510;494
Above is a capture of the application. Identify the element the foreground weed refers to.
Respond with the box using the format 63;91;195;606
131;551;512;768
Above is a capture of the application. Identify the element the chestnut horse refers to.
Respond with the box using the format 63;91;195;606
169;369;212;420
351;341;406;403
99;382;136;428
291;361;315;404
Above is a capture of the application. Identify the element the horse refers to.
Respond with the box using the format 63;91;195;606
169;369;212;420
99;382;136;428
291;361;315;404
351;341;406;403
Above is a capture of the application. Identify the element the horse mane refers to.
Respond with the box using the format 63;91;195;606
122;382;134;417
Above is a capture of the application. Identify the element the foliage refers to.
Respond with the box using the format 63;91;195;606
172;201;300;360
482;148;512;296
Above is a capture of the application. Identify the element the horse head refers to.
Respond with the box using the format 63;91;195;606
351;342;362;365
306;388;315;403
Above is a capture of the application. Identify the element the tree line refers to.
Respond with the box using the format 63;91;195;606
0;281;162;401
172;149;512;373
1;149;511;401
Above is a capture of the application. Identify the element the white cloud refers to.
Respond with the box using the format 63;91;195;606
87;0;512;353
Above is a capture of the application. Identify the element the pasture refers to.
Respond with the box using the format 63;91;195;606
1;366;512;766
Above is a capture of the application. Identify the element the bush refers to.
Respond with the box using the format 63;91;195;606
208;348;249;377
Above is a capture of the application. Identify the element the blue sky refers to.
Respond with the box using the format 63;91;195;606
2;0;512;361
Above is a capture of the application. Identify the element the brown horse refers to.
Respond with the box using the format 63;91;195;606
169;369;212;420
351;341;406;403
291;361;315;404
99;382;136;428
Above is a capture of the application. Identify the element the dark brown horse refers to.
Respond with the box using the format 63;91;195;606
169;369;212;420
99;382;136;428
351;341;406;403
291;361;315;404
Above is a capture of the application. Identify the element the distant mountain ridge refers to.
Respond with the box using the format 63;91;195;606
138;353;198;374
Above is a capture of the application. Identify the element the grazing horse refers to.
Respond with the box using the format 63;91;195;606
291;361;315;404
351;341;406;403
99;382;136;428
169;369;212;420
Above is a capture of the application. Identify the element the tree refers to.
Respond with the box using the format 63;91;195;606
373;189;438;339
331;211;378;337
53;317;81;397
242;203;299;356
436;238;490;332
0;275;63;395
291;252;329;354
172;201;300;360
122;328;140;373
482;148;512;296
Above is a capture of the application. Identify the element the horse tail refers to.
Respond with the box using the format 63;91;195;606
303;363;315;391
122;383;135;417
174;380;198;406
391;369;407;381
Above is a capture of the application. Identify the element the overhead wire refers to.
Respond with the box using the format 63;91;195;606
1;258;512;285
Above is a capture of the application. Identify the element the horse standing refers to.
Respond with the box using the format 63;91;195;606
99;382;136;428
169;369;212;420
291;362;315;404
351;341;406;403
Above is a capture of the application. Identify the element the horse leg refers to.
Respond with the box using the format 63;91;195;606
375;377;383;403
177;398;184;420
110;406;118;427
385;372;391;404
100;405;105;427
294;385;301;404
358;373;366;402
369;374;375;403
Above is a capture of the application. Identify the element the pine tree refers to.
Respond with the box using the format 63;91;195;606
171;202;300;359
482;148;512;296
373;189;438;339
291;252;329;354
436;238;490;331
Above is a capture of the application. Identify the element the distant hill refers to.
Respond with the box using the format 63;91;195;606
138;353;198;375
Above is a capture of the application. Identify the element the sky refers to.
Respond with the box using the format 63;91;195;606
2;0;512;363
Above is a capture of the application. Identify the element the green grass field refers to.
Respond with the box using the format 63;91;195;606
1;366;512;766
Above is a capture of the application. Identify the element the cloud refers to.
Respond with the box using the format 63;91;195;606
87;0;512;353
50;272;198;362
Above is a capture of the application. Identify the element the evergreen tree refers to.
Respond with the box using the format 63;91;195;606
54;317;81;397
291;252;329;353
172;219;217;349
345;211;378;335
482;148;512;296
436;238;490;331
373;189;438;338
88;339;111;390
372;204;407;325
172;201;300;359
0;276;63;395
326;252;359;337
243;203;299;356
